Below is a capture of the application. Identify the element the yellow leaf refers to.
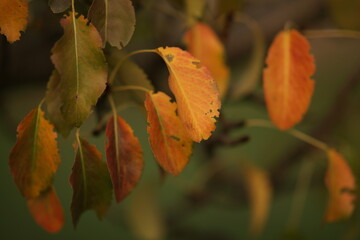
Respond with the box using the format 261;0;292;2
184;22;230;97
0;0;28;43
145;91;193;175
263;29;315;130
127;183;166;240
324;149;356;222
242;164;272;235
156;47;221;142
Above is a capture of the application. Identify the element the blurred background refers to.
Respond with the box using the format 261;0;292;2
1;0;360;239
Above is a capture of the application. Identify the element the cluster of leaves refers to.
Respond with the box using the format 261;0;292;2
1;0;357;235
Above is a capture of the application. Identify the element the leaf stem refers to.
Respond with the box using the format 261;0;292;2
111;85;151;93
108;94;120;180
245;119;329;152
108;94;118;118
38;98;45;109
108;49;157;85
304;29;360;40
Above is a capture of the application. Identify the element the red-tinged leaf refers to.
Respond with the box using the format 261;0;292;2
70;138;113;227
184;22;230;96
88;0;135;49
324;149;356;222
0;0;28;42
27;187;65;233
145;91;193;175
156;47;221;142
9;108;61;198
106;115;143;202
242;164;272;235
46;12;107;137
263;29;315;130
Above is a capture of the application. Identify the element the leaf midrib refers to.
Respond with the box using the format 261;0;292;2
150;94;174;171
30;109;41;184
161;50;202;141
282;31;291;122
71;11;80;125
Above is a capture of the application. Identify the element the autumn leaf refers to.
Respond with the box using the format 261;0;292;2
145;91;193;175
70;138;113;226
9;108;61;198
324;149;356;222
106;115;143;202
242;164;272;235
156;47;221;142
46;12;107;137
27;187;65;233
263;29;315;130
127;183;166;240
88;0;135;49
0;0;28;42
45;70;73;137
184;22;230;96
48;0;71;13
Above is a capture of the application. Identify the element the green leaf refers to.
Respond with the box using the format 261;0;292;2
70;138;113;227
230;17;265;99
9;108;61;198
45;13;107;137
48;0;71;13
108;50;154;107
88;0;136;49
45;70;73;137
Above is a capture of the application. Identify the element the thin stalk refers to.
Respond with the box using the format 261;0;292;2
108;49;157;85
111;85;151;93
304;29;360;40
246;119;329;152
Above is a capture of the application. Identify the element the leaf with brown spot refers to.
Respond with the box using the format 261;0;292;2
156;47;221;142
184;22;230;96
0;0;28;42
324;149;356;222
27;187;65;233
70;138;113;227
88;0;135;49
45;13;107;137
9;108;61;198
106;115;143;202
263;29;315;130
145;91;193;175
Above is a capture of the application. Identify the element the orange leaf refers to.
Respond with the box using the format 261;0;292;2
106;115;143;202
324;149;356;222
0;0;28;42
156;47;221;142
9;108;61;198
242;164;272;235
27;187;65;233
184;22;230;96
263;29;315;130
144;91;193;175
